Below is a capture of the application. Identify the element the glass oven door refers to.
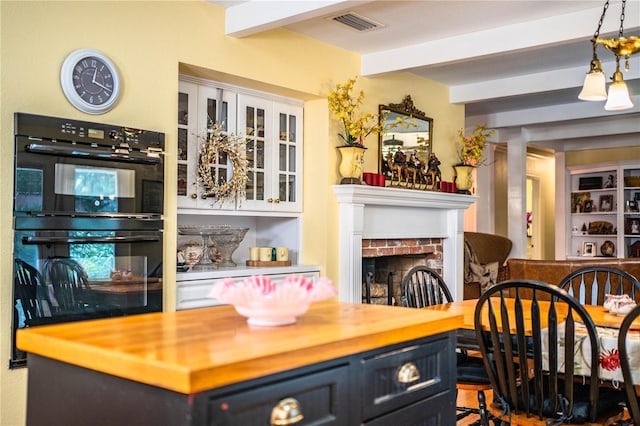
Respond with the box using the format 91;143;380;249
14;136;164;216
11;223;163;368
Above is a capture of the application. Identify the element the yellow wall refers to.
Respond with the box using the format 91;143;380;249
0;2;462;423
566;146;640;166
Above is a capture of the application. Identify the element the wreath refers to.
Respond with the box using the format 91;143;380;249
197;124;248;204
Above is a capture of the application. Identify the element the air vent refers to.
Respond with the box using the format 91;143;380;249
330;12;383;32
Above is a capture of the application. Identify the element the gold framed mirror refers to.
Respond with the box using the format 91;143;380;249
378;96;433;186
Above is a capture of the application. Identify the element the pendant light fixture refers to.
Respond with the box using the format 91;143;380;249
578;0;639;110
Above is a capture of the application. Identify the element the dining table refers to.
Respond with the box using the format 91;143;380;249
423;298;640;386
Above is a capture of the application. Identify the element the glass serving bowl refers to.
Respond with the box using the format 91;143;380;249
208;275;337;326
178;225;249;268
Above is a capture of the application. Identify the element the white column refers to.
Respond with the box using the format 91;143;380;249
338;201;364;303
507;137;528;258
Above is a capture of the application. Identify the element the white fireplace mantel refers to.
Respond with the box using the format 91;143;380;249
333;185;477;303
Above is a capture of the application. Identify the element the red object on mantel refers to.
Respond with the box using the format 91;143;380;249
362;172;373;185
376;174;386;187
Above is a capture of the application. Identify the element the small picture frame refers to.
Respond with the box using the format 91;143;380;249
635;192;640;202
630;241;640;258
583;199;594;213
626;218;640;235
582;241;596;256
599;194;614;212
627;200;639;212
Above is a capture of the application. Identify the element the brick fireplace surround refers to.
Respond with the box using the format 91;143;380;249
333;185;476;303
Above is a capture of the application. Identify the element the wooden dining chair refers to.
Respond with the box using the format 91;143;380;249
618;303;640;425
401;265;494;424
559;266;640;305
475;280;626;425
401;265;452;308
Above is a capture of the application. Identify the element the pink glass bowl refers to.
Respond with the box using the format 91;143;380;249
208;275;337;326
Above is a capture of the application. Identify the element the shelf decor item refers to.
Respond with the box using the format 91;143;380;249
600;240;616;257
198;123;248;205
208;275;337;326
178;225;249;268
582;241;596;256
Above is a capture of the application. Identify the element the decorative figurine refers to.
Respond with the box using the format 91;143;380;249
426;153;441;190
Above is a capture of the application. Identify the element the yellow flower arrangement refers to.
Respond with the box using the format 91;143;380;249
457;124;495;166
328;76;387;146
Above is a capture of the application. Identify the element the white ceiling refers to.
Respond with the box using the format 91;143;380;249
212;0;640;149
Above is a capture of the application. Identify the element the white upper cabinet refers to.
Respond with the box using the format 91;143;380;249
177;78;302;213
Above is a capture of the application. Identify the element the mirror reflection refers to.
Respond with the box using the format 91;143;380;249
378;96;434;188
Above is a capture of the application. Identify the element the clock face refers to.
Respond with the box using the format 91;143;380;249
61;49;121;114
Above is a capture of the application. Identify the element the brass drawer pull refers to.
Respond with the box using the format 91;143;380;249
270;397;304;425
397;362;420;384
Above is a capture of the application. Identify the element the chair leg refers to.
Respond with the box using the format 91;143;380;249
387;271;394;305
477;390;490;426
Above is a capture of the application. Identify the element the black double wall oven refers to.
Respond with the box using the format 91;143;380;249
11;113;165;367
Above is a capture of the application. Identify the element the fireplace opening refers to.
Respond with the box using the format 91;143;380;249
362;253;443;306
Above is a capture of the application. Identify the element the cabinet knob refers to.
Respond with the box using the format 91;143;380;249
190;193;197;200
268;198;274;203
274;198;280;204
270;397;303;425
396;362;420;384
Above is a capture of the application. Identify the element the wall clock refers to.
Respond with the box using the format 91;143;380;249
60;48;121;114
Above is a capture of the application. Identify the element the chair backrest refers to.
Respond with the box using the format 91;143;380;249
475;279;601;423
559;266;640;305
43;257;92;312
14;258;51;322
401;265;452;308
618;303;640;424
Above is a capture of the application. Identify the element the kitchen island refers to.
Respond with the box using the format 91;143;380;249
18;300;462;425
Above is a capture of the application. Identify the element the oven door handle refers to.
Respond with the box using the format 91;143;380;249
25;143;162;165
22;235;161;245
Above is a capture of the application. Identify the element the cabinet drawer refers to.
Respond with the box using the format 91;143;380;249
207;365;349;425
359;334;455;420
363;390;455;425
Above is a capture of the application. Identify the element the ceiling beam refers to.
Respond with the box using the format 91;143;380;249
223;0;375;37
361;5;639;76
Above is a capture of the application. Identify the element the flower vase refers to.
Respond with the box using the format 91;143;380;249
337;145;367;184
453;164;475;194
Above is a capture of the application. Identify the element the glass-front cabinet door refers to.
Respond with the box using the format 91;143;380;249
275;103;302;210
177;81;236;210
238;94;302;212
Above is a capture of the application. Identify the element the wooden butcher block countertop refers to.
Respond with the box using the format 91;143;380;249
17;301;462;394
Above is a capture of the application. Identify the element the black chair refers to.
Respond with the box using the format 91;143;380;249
401;265;493;424
559;266;640;305
43;257;95;313
13;258;53;365
14;258;52;323
618;303;640;425
475;280;625;425
401;265;452;308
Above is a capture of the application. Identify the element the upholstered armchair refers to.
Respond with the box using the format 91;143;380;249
463;232;512;299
